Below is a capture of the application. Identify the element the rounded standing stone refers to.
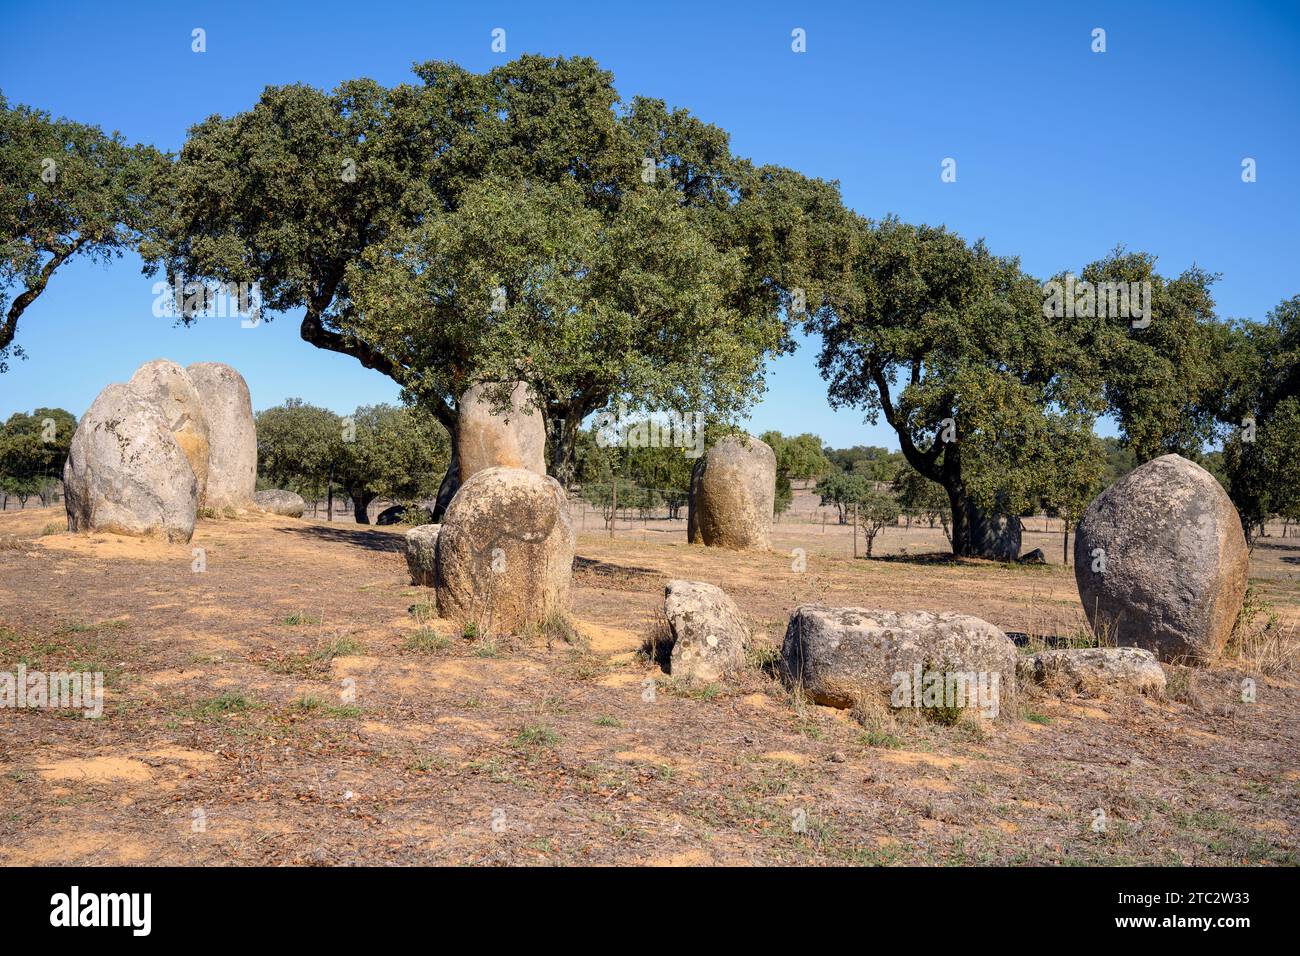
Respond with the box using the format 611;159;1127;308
62;383;198;543
435;466;574;633
253;489;306;517
1074;454;1249;663
692;434;776;550
404;524;441;587
456;381;547;484
663;579;749;683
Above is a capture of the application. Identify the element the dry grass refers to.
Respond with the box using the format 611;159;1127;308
0;504;1297;867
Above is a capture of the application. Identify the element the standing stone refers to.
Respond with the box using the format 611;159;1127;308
405;524;441;587
128;359;210;505
253;489;306;517
456;382;547;484
435;467;575;633
186;362;257;510
780;605;1016;714
63;383;198;543
1074;454;1249;663
691;434;776;550
663;580;749;682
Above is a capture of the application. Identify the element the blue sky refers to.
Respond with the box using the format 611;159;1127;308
2;0;1297;448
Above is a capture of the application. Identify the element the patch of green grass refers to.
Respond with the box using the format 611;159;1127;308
180;692;259;721
663;678;721;701
279;613;322;627
473;640;499;659
58;619;128;635
462;621;479;640
513;725;559;749
405;628;452;653
744;644;782;673
311;636;360;661
594;715;622;728
859;730;905;749
321;704;361;719
1023;711;1053;725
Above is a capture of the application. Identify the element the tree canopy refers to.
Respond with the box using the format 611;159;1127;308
0;406;76;506
1;94;164;372
808;216;1105;556
144;55;838;491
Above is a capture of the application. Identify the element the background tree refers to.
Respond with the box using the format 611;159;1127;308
810;217;1105;557
0;407;76;508
1080;250;1230;462
1218;297;1300;540
856;488;901;558
146;56;838;517
762;430;832;515
335;404;449;523
1;94;164;372
893;463;950;536
1037;430;1106;564
254;400;343;507
824;444;902;486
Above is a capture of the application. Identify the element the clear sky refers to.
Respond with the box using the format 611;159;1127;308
2;0;1297;448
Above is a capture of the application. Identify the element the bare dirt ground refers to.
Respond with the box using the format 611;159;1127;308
1;498;1297;866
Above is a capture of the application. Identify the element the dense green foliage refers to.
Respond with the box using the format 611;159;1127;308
1;94;164;372
144;56;837;490
0;407;76;506
255;400;449;522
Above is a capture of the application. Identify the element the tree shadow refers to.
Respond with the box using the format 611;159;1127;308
872;551;962;566
276;523;405;554
1254;539;1300;554
573;555;663;588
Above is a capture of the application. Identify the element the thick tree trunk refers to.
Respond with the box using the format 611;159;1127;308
548;415;579;490
947;486;972;556
947;492;1023;560
431;442;460;523
351;491;376;524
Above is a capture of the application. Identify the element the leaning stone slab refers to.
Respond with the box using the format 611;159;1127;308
63;383;198;543
253;489;306;517
780;605;1016;716
1074;454;1249;663
405;524;441;587
663;580;749;683
1017;647;1166;697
